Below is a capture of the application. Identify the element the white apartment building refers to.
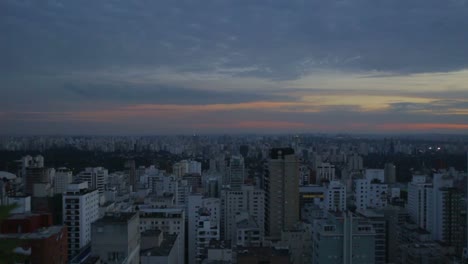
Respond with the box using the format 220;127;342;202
324;180;346;212
227;156;245;190
221;185;264;242
138;207;185;264
54;167;73;194
173;160;202;177
63;182;99;259
316;162;336;183
188;195;220;264
407;175;432;230
77;167;108;195
354;169;388;210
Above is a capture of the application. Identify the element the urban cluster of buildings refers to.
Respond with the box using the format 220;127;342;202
0;137;467;263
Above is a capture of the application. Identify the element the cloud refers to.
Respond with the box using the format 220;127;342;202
2;0;468;134
1;0;468;78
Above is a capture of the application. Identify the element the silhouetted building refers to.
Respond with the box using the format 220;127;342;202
264;148;299;240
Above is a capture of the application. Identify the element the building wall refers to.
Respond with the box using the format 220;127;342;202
91;214;140;264
63;186;99;259
265;149;299;240
1;213;52;234
28;226;68;264
138;208;185;264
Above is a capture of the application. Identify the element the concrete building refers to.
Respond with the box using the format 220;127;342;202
175;179;191;208
324;180;346;212
195;210;220;263
383;207;411;264
77;167;108;195
227;156;245;190
357;209;387;264
279;223;313;264
138;207;185;264
236;247;291;264
1;212;52;234
407;175;432;231
312;212;376;264
347;154;363;171
0;225;68;264
316;162;335;183
234;213;262;248
221;185;264;242
63;182;100;259
173;160;202;178
124;160;137;192
206;240;233;263
140;230;179;264
264;148;299;240
354;171;388;210
188;195;221;264
91;212;140;264
54;167;73;194
299;185;325;213
6;195;31;214
384;163;396;183
25;166;48;196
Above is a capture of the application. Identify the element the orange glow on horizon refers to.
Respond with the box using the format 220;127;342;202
377;123;468;131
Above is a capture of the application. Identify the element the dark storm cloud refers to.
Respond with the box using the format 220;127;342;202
1;0;468;78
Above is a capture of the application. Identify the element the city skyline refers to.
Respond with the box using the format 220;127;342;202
1;0;468;134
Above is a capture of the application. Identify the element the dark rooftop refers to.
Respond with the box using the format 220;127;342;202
96;212;138;223
140;234;178;257
141;229;162;237
237;247;289;257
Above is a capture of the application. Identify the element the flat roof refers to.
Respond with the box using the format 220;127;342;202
95;212;138;223
140;234;178;257
0;225;65;240
141;229;162;237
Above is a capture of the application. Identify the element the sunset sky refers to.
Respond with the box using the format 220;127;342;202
1;0;468;134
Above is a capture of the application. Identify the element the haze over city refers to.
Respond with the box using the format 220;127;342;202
1;0;468;134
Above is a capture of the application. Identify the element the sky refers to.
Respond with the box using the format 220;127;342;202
1;0;468;135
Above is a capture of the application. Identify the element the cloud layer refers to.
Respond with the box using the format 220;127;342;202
1;0;468;134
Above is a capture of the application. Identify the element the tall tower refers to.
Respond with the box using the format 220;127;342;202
124;160;136;192
384;163;396;183
465;152;468;259
264;148;299;240
63;182;99;260
229;155;245;191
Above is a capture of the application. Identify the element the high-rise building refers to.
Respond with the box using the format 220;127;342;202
124;160;137;192
264;148;299;240
354;170;388;210
357;209;387;264
312;212;376;264
435;187;464;255
54;167;73;194
188;195;220;264
221;185;264;242
63;182;99;259
91;212;140;264
77;167;108;195
324;180;346;212
173;160;202;178
138;207;185;264
228;156;245;191
25;167;47;195
316;162;336;183
407;175;432;231
384;163;396;183
347;153;363;171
